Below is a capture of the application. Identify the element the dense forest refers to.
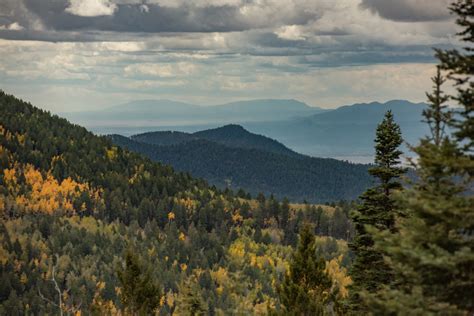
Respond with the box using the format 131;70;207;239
0;91;354;314
110;127;372;203
0;1;473;315
132;125;299;158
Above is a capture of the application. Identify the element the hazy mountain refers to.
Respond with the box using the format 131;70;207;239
110;125;372;202
133;124;298;157
66;99;429;163
242;100;429;162
63;99;325;127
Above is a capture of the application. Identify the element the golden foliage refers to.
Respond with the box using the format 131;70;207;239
325;255;352;299
211;267;229;286
92;281;120;315
0;195;5;214
232;212;243;224
2;163;101;215
106;147;118;161
0;246;8;265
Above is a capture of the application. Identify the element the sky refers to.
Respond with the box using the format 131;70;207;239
0;0;460;112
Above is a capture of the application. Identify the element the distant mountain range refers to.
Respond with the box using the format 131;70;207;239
65;99;430;163
63;99;325;127
243;100;429;161
109;125;373;203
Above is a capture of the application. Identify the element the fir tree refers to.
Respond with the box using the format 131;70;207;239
348;110;404;312
436;0;474;152
117;249;162;315
277;224;334;316
366;2;474;313
175;276;208;316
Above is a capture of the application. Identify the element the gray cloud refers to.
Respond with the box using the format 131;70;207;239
360;0;452;22
0;0;458;112
1;0;319;36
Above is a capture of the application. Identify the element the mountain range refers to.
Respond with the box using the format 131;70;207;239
110;125;373;203
243;100;429;161
64;99;429;162
63;99;325;127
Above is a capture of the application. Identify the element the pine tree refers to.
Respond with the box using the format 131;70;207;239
277;224;334;316
117;249;162;315
436;0;474;152
348;110;404;312
175;275;208;316
366;2;474;313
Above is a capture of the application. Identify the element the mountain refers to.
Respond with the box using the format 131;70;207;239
132;124;299;157
242;100;429;161
63;99;429;163
110;125;373;202
63;98;326;128
0;91;354;314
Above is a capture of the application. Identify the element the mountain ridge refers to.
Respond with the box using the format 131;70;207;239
132;124;299;158
62;98;327;127
111;125;373;202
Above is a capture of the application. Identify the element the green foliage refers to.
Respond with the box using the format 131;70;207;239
348;111;405;312
117;249;162;315
175;275;208;316
276;225;336;316
366;6;474;313
436;0;474;151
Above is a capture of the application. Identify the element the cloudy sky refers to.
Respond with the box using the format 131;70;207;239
0;0;459;112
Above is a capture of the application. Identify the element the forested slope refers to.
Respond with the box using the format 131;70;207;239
0;91;353;314
111;131;373;203
132;124;299;157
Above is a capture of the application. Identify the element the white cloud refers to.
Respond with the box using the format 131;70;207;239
139;4;149;13
0;22;24;31
65;0;117;17
124;62;197;78
93;41;147;52
275;25;305;41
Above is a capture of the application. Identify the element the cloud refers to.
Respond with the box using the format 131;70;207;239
275;25;305;41
0;0;320;36
65;0;117;17
124;62;197;78
0;0;460;113
360;0;452;22
0;22;24;30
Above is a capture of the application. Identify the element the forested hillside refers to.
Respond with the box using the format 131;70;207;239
1;0;472;315
0;91;354;314
133;124;299;157
111;129;372;202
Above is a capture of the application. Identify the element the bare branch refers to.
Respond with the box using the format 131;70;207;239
38;288;59;308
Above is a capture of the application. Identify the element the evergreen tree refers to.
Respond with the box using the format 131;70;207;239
277;224;334;315
366;2;474;313
436;0;474;152
117;249;162;315
175;276;208;316
348;110;404;312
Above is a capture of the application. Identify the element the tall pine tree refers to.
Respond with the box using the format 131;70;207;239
117;249;162;315
348;110;404;312
436;0;474;152
276;224;335;316
366;1;474;313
